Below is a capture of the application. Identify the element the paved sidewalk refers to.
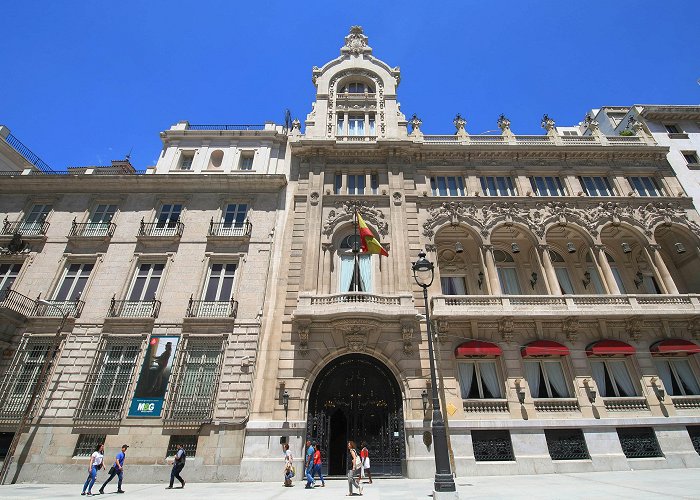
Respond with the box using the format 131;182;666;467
2;468;700;499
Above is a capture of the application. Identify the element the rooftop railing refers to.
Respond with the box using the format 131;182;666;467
4;133;54;172
187;124;265;131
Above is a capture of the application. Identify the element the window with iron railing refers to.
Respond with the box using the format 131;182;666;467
73;434;107;457
0;337;55;420
164;337;225;421
20;204;52;235
166;435;198;458
77;338;141;420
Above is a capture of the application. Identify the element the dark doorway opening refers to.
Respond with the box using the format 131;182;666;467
306;353;405;477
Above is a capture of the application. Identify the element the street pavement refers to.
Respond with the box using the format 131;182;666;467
2;468;700;499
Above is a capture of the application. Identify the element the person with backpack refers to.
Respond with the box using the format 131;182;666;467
311;442;325;487
166;443;186;489
81;443;104;496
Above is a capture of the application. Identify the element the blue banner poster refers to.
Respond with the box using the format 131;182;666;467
128;335;180;417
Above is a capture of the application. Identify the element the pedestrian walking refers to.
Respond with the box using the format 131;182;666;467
311;443;325;487
346;441;363;496
166;443;186;489
283;443;295;487
99;444;128;494
304;439;315;489
81;443;104;496
359;442;372;484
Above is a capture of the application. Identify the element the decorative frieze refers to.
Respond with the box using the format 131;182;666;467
323;200;388;237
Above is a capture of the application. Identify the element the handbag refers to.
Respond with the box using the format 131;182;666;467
353;450;362;469
108;466;116;475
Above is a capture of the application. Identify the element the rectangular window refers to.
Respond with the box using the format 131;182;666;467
579;176;615;196
337;117;344;135
472;430;514;461
585;266;606;294
347;175;366;195
73;434;107;457
629;176;663;197
610;265;626;294
0;337;53;419
665;124;680;134
204;263;237;301
440;276;467;295
561;130;579;136
431;176;466;196
370;174;378;194
54;262;93;301
153;204;182;236
590;360;638;397
457;361;503;399
0;263;21;292
179;153;194;170
239;154;254;170
530;176;566;196
128;263;164;301
21;204;52;235
524;360;571;398
497;267;522;295
480;176;517;196
91;204;117;224
166;435;199;458
222;203;248;229
334;174;342;195
340;255;371;292
554;267;575;294
348;116;365;136
166;339;224;421
369;117;376;135
682;151;699;165
653;359;700;396
80;339;141;419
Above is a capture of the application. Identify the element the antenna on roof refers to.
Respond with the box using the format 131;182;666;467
284;109;292;132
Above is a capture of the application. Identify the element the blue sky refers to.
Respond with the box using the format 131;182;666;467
3;1;699;170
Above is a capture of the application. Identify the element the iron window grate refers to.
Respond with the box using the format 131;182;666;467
166;435;198;458
0;432;14;459
472;430;514;461
688;426;700;455
0;337;54;420
617;427;663;458
545;429;590;460
73;434;107;457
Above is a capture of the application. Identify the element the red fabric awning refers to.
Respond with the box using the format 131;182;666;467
586;339;635;356
521;340;569;357
650;339;700;355
455;340;502;357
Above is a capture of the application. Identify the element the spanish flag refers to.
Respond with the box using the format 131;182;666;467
357;212;389;256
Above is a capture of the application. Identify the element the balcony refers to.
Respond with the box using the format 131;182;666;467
294;292;415;321
208;220;252;239
108;298;161;318
463;399;509;413
533;398;580;412
68;221;116;239
32;299;85;318
186;298;238;318
671;396;700;410
1;218;49;237
0;289;37;320
431;294;700;321
137;220;184;240
603;397;649;412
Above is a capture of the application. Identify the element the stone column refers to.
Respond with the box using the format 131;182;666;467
320;243;334;294
596;245;620;294
646;244;678;294
482;245;501;295
538;245;560;295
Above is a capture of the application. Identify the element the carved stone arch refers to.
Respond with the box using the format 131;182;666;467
538;202;601;240
543;220;600;247
598;220;653;246
489;220;542;246
322;200;388;238
653;221;700;247
327;69;386;138
422;202;488;241
641;203;700;241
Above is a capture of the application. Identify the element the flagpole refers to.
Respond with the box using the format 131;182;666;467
353;207;359;292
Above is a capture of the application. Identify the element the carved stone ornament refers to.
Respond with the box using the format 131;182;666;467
626;317;643;342
291;118;301;134
584;114;599;132
499;317;515;343
323;200;388;237
688;317;700;339
453;113;467;133
341;26;372;55
334;319;379;352
401;322;414;355
563;317;580;343
392;192;403;205
421;200;700;242
309;192;320;206
298;325;310;355
409;114;422;134
0;233;31;255
432;320;449;344
497;114;511;132
541;114;555;132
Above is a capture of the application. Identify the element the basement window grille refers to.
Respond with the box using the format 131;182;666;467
545;429;590;460
616;427;663;458
0;337;54;420
472;430;514;461
688;426;700;455
166;435;198;458
0;432;14;459
73;434;107;457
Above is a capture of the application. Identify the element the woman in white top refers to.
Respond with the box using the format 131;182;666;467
82;443;104;496
283;443;294;487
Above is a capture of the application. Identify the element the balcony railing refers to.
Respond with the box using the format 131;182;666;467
32;299;85;318
186;298;238;318
69;221;116;238
108;298;161;318
463;399;509;413
0;289;37;317
295;293;415;320
416;134;649;147
432;294;700;319
2;218;50;237
138;220;184;238
603;397;649;412
208;219;252;238
187;124;265;131
671;395;700;409
533;398;580;412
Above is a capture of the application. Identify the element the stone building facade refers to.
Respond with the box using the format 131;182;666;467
1;27;700;483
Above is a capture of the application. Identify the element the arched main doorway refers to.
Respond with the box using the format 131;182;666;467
306;353;405;476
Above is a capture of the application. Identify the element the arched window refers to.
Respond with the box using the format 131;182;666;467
340;82;374;93
208;150;224;169
550;250;574;294
338;234;372;292
493;249;521;295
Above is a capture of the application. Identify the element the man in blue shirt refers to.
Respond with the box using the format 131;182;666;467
99;444;128;494
304;440;315;489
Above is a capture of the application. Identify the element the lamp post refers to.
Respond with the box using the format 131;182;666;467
0;299;69;485
412;251;456;496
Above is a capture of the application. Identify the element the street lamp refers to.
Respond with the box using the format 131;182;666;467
412;251;456;496
0;299;69;485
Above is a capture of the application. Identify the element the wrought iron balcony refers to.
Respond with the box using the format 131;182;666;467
68;220;116;238
32;298;85;318
186;297;238;318
208;219;252;238
138;219;184;238
0;289;37;318
1;218;50;237
108;298;161;318
431;294;700;320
